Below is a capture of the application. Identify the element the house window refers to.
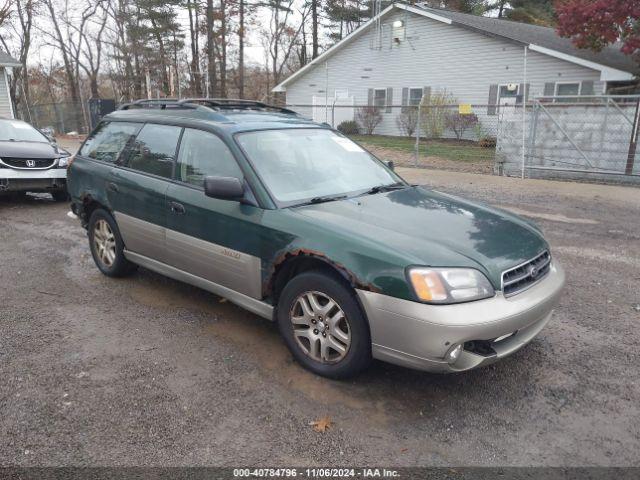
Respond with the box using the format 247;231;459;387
373;89;386;108
409;88;423;106
498;84;520;105
555;82;581;102
335;88;349;99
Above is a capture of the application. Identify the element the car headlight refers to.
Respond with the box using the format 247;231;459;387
57;157;70;167
408;267;495;304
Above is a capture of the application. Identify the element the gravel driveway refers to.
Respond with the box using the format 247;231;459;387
1;164;639;467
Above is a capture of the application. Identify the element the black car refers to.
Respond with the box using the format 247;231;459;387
0;118;71;200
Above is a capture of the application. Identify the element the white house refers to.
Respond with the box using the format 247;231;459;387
273;2;638;136
0;51;20;118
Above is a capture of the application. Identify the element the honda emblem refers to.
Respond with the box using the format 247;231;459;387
26;160;36;167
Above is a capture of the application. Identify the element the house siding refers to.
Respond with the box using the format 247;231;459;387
0;68;14;118
284;10;604;136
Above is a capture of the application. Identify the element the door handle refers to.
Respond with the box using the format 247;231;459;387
170;201;185;215
107;182;119;193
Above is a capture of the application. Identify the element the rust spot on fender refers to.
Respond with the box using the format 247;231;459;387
264;248;381;298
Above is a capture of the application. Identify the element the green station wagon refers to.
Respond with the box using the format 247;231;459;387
68;98;565;378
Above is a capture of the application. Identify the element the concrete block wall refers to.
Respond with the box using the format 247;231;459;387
497;103;640;184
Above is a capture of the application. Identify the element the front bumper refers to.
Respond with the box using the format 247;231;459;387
357;261;565;373
0;168;67;193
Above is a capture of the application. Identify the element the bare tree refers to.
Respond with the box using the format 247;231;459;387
262;0;309;86
311;0;318;59
186;0;202;96
206;0;216;96
79;3;108;98
237;0;245;97
0;0;12;28
219;0;227;97
41;0;103;130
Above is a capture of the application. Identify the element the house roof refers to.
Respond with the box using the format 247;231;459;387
0;51;20;67
273;2;637;92
416;4;638;75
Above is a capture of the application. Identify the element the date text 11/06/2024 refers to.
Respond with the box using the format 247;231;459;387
233;468;400;477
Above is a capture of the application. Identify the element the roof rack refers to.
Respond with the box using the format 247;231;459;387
119;99;193;110
119;97;298;115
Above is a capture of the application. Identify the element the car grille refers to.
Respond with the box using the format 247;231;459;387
0;157;56;169
502;250;551;297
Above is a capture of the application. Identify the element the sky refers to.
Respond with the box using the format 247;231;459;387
16;2;302;70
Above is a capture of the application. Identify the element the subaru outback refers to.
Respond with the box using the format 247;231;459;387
67;98;565;378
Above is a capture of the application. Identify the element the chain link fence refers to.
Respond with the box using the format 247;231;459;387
15;101;88;135
12;97;638;184
284;102;507;174
285;97;640;184
498;95;640;184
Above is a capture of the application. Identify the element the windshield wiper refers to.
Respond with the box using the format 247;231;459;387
362;182;407;196
293;194;348;207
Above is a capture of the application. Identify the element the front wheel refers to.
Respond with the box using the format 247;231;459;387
277;271;372;379
87;208;137;277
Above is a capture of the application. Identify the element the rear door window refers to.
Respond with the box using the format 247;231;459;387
123;123;182;179
175;128;243;187
79;122;141;163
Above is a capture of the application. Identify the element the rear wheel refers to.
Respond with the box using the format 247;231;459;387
277;270;371;379
88;208;137;277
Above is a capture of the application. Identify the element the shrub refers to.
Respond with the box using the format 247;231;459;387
473;122;486;142
422;90;455;139
445;112;479;140
479;136;497;148
355;106;382;135
337;120;360;135
396;107;419;137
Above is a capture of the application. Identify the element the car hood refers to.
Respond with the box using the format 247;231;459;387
292;186;548;288
0;141;58;159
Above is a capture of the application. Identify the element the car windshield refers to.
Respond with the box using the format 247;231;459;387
0;120;49;143
236;128;403;206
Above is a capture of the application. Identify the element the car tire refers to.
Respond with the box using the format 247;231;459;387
277;270;372;379
51;189;69;202
87;208;137;277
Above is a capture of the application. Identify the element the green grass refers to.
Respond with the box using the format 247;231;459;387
349;134;495;163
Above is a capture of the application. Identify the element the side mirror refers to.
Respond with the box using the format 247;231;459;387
386;160;394;170
204;176;244;201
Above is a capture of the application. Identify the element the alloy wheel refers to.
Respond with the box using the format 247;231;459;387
290;291;351;363
93;219;116;267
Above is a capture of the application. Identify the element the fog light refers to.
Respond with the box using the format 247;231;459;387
446;344;463;364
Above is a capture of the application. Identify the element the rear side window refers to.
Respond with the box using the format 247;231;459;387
176;128;243;187
123;124;182;179
79;122;140;163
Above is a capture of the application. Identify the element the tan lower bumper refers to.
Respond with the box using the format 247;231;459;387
356;262;565;373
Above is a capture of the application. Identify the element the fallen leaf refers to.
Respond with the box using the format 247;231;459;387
219;298;228;303
309;416;332;433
